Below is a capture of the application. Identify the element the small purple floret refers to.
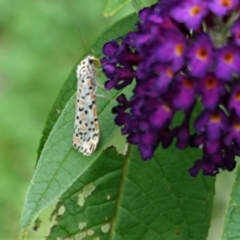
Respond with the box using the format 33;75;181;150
198;74;225;110
208;0;238;17
228;84;240;117
215;45;240;81
170;0;208;30
187;34;213;77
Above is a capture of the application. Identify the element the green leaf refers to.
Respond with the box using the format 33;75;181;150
103;0;132;17
36;13;138;161
131;0;145;12
21;14;138;232
222;163;240;239
36;67;76;160
47;146;215;240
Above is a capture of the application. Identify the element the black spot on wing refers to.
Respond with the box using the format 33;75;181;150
93;133;99;138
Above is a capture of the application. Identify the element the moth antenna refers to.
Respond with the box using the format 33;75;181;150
78;28;88;54
76;19;88;54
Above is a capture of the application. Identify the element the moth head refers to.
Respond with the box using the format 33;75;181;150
88;56;101;68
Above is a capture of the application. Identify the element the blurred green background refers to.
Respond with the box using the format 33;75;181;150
0;0;236;239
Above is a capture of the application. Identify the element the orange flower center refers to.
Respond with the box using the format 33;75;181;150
183;78;193;88
197;48;208;61
223;52;234;64
221;0;232;7
175;43;184;56
189;6;201;16
234;123;240;130
205;77;216;89
234;90;240;101
210;113;221;122
166;68;173;78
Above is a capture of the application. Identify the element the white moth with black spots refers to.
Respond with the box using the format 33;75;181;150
73;55;100;155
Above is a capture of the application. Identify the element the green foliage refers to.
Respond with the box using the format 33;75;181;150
103;0;145;17
131;0;145;11
104;0;132;17
222;166;240;239
47;145;214;240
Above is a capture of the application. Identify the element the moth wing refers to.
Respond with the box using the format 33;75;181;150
73;76;99;155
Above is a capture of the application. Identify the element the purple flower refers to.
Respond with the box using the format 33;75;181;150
187;34;213;77
228;84;240;117
155;30;186;71
149;102;173;129
198;74;225;110
170;0;208;30
208;0;238;17
152;64;174;94
225;121;240;146
215;45;240;81
189;146;236;176
194;109;229;140
172;76;196;110
101;0;240;176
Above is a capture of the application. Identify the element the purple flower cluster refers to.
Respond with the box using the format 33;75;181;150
101;0;240;176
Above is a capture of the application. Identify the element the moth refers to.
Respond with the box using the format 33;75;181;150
73;55;100;155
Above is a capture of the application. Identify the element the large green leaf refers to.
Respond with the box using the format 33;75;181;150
131;0;145;11
20;14;138;233
222;163;240;239
103;0;132;17
103;0;146;17
47;146;214;240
